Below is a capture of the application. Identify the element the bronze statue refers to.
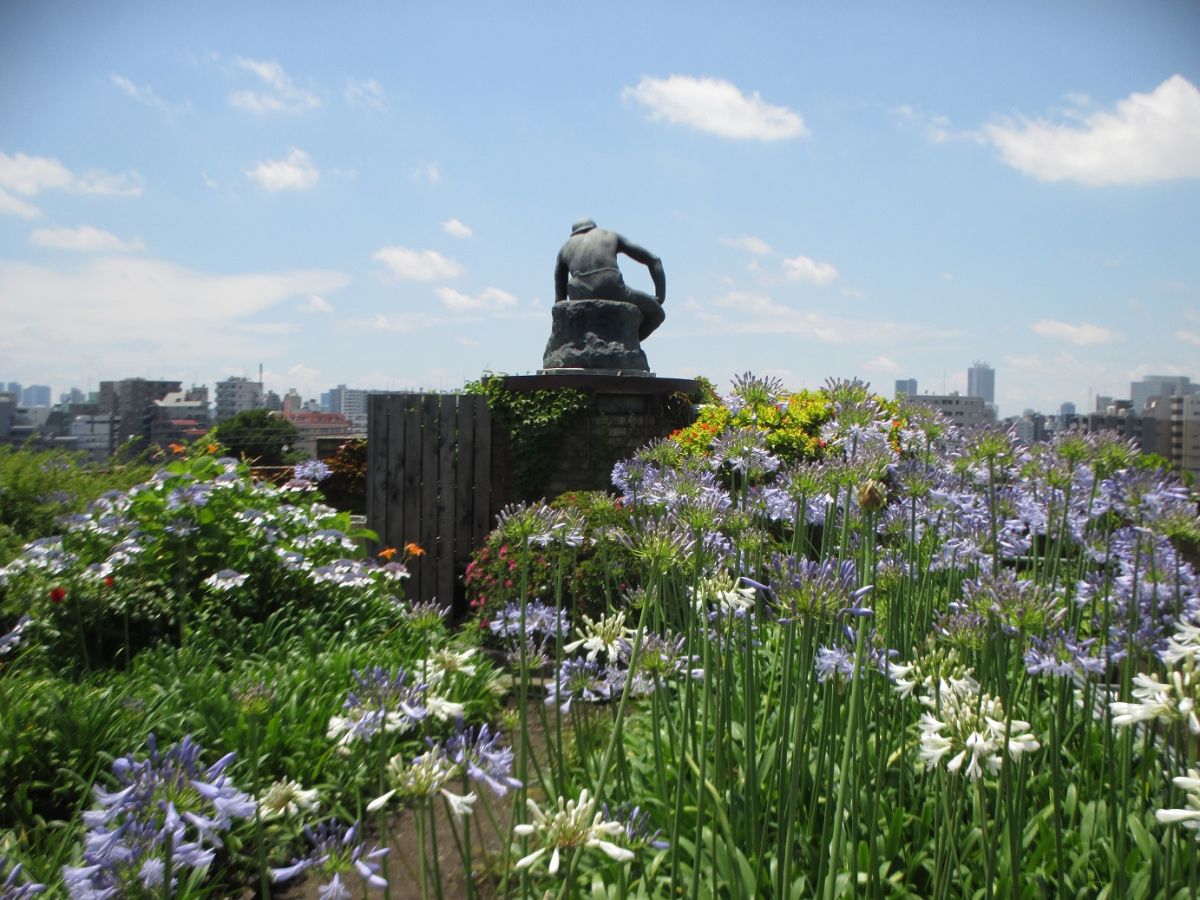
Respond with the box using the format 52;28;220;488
554;218;666;342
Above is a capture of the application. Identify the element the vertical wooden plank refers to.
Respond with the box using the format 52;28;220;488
454;396;477;618
401;394;423;601
419;394;441;603
386;396;408;555
365;394;389;554
471;395;492;549
436;394;457;611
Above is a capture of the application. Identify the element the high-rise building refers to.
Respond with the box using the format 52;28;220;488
894;378;918;399
1060;401;1076;417
326;384;370;429
5;382;21;397
1130;375;1196;414
904;392;994;428
1141;392;1200;480
98;378;183;453
967;362;995;405
21;384;51;407
214;376;264;422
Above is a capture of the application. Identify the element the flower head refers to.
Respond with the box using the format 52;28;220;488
1157;769;1200;837
916;675;1039;780
63;734;254;896
327;667;427;748
260;778;321;819
271;819;387;896
513;789;635;875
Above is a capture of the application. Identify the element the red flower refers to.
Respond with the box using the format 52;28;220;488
50;586;67;604
104;576;115;588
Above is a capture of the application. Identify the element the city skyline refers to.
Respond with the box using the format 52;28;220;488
2;2;1198;419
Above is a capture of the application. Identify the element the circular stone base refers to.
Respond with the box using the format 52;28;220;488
538;367;655;377
542;299;649;372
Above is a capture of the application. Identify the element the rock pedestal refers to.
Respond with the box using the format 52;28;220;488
542;299;649;372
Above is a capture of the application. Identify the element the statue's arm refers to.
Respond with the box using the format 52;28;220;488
616;235;666;303
554;252;569;302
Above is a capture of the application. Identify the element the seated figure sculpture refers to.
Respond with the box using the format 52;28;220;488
543;218;666;372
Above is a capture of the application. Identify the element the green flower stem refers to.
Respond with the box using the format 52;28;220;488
823;618;868;900
249;715;269;900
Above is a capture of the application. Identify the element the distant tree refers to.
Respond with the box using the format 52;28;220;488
213;409;299;466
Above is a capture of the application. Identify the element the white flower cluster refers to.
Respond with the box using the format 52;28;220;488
1156;769;1200;838
917;674;1040;781
1110;667;1200;734
564;611;633;661
259;778;320;819
1110;612;1200;737
513;788;635;875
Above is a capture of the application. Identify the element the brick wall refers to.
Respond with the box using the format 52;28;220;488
489;374;699;509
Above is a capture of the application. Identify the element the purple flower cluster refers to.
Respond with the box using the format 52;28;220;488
271;819;387;897
293;459;333;483
62;734;255;897
544;657;618;713
0;856;45;897
446;723;523;796
748;555;873;621
328;667;428;745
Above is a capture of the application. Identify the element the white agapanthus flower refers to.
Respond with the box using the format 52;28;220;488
1157;769;1200;837
1160;616;1200;666
1110;664;1200;735
689;576;756;616
440;789;477;823
917;675;1040;781
259;778;320;819
423;647;479;688
564;611;633;661
513;788;635;875
425;695;466;723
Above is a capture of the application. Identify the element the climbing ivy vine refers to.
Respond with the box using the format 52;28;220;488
463;374;590;497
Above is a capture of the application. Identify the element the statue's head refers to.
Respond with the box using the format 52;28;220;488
570;217;597;235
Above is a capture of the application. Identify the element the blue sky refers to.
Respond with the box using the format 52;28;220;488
1;1;1198;418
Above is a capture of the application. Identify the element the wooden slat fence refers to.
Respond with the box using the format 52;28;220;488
366;393;491;615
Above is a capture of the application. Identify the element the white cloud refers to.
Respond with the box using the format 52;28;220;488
441;218;473;238
298;293;333;314
706;291;958;344
437;286;518;311
0;151;143;209
228;58;320;115
891;105;973;144
1177;330;1200;346
0;188;41;218
111;74;189;119
245;148;319;192
372;246;462;281
0;151;73;195
782;255;838;285
74;170;144;197
0;257;348;381
30;225;144;253
721;235;772;255
344;77;387;111
412;162;442;184
239;322;299;335
865;356;902;374
1031;318;1120;345
985;75;1200;185
623;75;807;141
